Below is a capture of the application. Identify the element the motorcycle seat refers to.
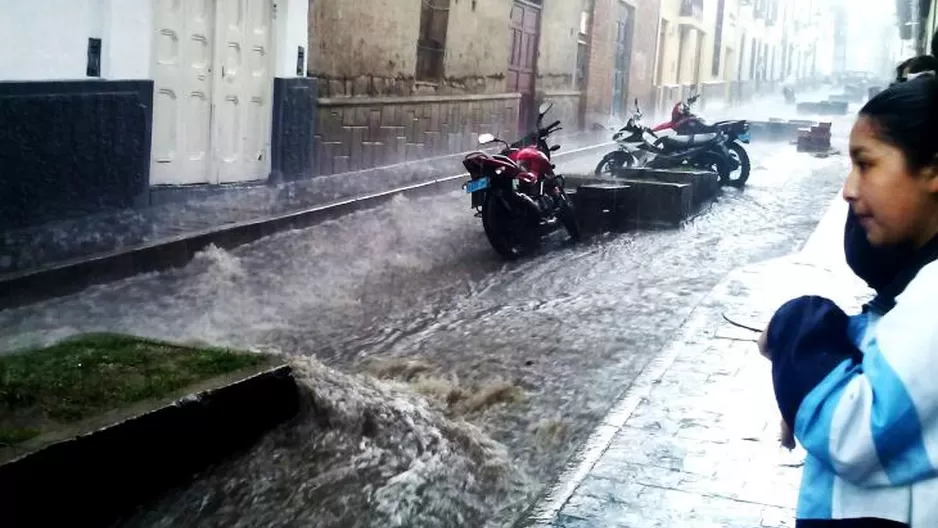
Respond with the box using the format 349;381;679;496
659;132;719;148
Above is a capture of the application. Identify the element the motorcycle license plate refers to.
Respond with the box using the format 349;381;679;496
738;131;751;144
465;177;489;193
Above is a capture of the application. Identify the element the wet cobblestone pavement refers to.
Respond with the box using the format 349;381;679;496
531;199;871;528
0;111;859;526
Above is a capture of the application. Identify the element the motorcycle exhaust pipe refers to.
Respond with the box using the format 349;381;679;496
493;188;542;218
513;191;543;217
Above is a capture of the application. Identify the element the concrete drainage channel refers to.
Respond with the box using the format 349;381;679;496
1;364;300;527
0;142;612;311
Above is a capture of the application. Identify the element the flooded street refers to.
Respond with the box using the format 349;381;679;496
0;137;850;526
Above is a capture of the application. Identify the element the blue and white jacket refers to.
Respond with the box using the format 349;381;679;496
767;254;938;527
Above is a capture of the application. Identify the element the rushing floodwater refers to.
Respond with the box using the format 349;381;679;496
1;117;854;526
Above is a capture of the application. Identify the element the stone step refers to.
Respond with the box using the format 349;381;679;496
796;100;850;115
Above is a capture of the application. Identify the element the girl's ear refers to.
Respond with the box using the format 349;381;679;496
922;160;938;194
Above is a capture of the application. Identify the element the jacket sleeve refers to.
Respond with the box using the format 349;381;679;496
766;296;861;433
769;265;938;488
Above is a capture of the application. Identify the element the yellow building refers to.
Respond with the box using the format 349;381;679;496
652;0;709;113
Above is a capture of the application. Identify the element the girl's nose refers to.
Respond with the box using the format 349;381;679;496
843;167;860;203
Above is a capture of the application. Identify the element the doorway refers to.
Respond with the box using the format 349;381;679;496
508;1;542;133
612;2;635;119
150;0;274;186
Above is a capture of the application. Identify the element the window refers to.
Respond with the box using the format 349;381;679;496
416;0;451;82
575;0;592;90
712;0;725;77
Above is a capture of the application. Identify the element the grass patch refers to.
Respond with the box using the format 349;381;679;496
0;333;271;448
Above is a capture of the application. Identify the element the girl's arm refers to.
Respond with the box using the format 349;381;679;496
768;266;938;487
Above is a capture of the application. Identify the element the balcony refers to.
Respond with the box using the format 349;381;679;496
752;0;775;21
679;0;705;31
680;0;703;20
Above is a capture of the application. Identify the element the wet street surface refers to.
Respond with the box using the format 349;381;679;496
0;136;850;526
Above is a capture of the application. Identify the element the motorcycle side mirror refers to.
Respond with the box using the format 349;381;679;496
478;133;496;145
538;101;553;116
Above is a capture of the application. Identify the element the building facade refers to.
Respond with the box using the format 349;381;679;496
2;0;837;234
0;0;313;230
308;0;588;177
582;0;662;124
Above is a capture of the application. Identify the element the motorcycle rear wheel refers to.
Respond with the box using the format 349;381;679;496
482;192;537;260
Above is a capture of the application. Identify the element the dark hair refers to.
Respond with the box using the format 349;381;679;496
894;54;938;83
861;72;938;170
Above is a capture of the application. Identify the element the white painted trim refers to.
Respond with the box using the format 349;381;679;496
104;0;152;80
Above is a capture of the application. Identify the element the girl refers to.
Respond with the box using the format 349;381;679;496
760;71;938;526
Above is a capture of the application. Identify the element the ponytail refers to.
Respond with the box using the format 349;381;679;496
863;64;938;170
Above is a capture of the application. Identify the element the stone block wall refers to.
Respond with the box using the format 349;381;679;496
314;94;520;177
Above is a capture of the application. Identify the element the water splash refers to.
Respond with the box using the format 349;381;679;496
122;357;530;528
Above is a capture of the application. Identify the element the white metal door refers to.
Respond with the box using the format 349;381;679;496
150;0;216;185
151;0;273;186
212;0;273;184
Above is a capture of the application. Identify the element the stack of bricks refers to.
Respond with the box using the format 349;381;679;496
796;122;832;153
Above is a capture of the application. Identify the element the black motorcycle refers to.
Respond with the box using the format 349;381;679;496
664;93;752;187
596;98;751;187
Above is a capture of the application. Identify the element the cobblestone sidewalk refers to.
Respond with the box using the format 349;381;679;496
526;198;871;527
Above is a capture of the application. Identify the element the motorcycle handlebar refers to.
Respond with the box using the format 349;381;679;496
537;121;562;138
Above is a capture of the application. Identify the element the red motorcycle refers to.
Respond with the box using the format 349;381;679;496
462;102;580;259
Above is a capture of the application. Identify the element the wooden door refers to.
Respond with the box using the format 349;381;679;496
612;3;634;118
508;2;541;133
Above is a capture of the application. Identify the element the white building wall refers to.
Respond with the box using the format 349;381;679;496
0;0;308;82
104;0;152;79
0;0;98;81
275;0;310;78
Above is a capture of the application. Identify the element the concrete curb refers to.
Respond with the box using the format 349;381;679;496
0;142;613;310
517;277;718;527
518;194;856;527
0;364;299;527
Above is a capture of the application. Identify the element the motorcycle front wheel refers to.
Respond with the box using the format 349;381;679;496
723;142;751;188
482;192;537;259
594;151;635;176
